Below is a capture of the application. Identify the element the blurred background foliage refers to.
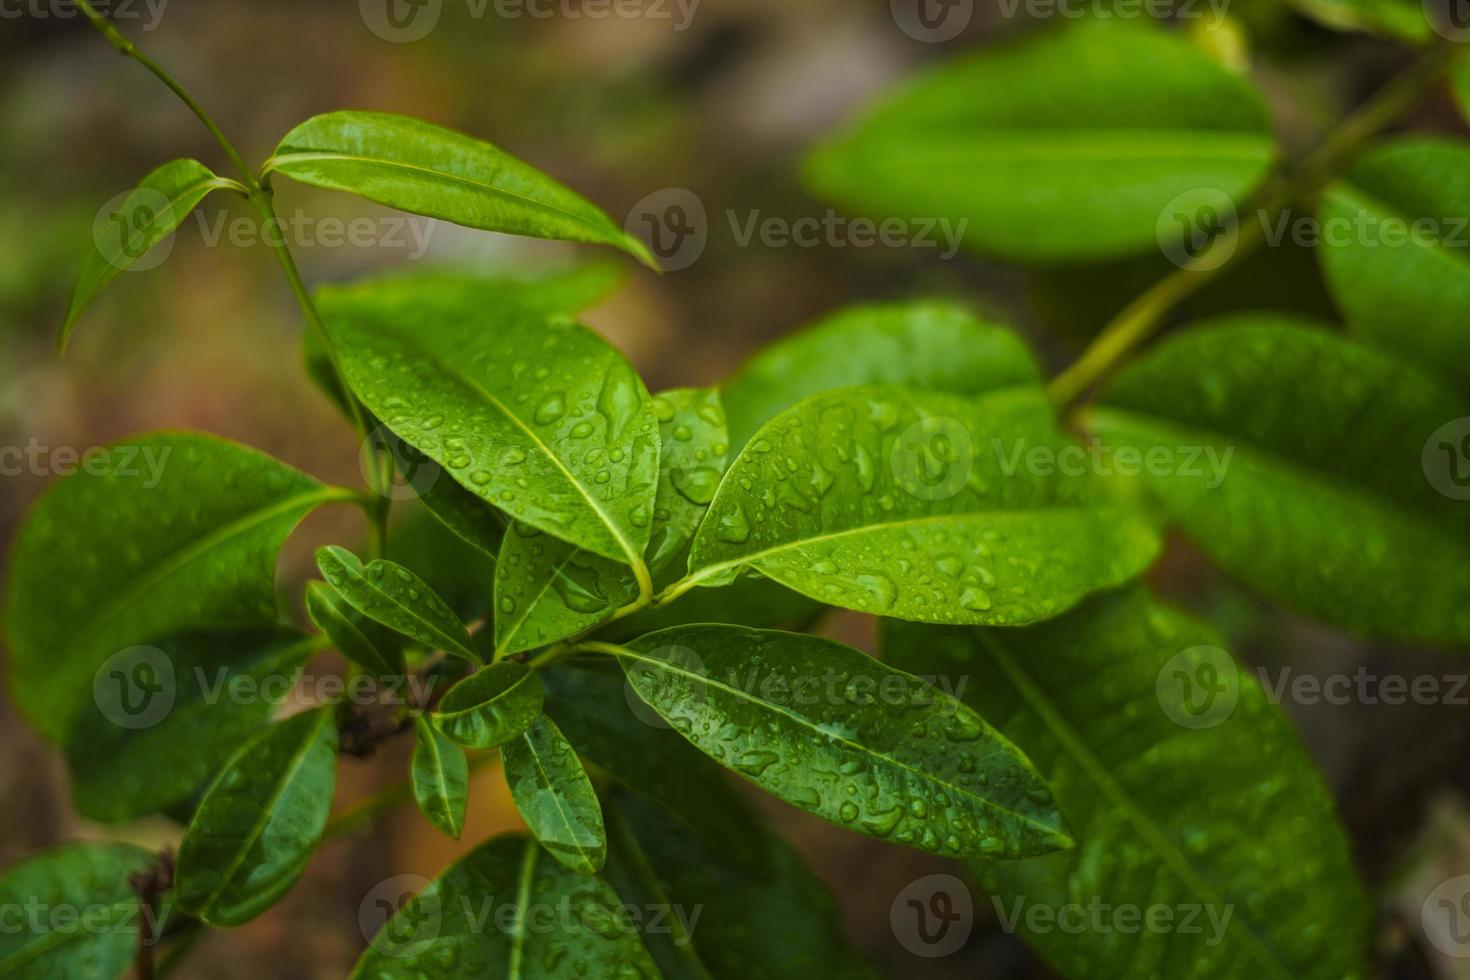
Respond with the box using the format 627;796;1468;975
2;1;1469;976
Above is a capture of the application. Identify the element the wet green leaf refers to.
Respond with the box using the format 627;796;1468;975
494;387;730;654
412;714;468;840
5;432;345;743
315;546;479;664
305;580;403;677
502;715;606;874
349;834;659;977
1284;0;1430;39
805;19;1273;262
618;625;1070;859
687;386;1160;625
319;275;661;566
1090;316;1470;644
721;302;1039;450
265;112;655;267
61;159;231;351
0;843;158;980
432;661;544;749
175;707;339;926
882;587;1371;980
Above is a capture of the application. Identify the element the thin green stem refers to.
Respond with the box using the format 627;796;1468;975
1046;40;1461;412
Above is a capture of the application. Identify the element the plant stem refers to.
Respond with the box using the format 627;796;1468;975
1046;40;1461;412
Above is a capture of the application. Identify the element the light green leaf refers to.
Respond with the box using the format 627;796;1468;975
175;707;339;927
1318;138;1470;392
687;386;1160;625
412;714;468;839
319;275;661;566
1090;316;1470;645
0;843;157;980
349;834;659;977
721;302;1040;450
432;661;544;749
5;431;346;743
502;715;606;875
61;159;232;351
306;580;402;677
67;628;317;823
804;18;1274;262
882;587;1372;980
1284;0;1430;39
315;546;479;663
265;111;655;267
617;625;1070;859
609;792;879;980
493;387;730;654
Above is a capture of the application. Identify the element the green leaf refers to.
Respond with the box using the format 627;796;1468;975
5;431;345;743
618;625;1070;859
1317;137;1470;392
315;546;479;664
385;502;498;622
687;386;1160;625
543;661;760;865
349;834;659;977
67;628;317;823
305;581;403;677
1284;0;1430;40
175;707;339;927
411;714;468;839
416;471;506;560
1090;316;1470;645
265;111;655;267
881;587;1372;980
502;715;607;874
721;302;1040;450
432;661;544;749
609;792;879;980
319;275;661;566
61;159;231;352
493;387;730;654
804;18;1274;262
598;570;824;644
0;843;158;980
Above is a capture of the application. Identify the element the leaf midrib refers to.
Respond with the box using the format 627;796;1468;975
979;633;1295;980
507;839;538;980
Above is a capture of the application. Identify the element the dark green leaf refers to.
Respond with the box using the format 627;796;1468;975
1091;316;1470;645
687;386;1160;625
265;111;655;267
411;714;468;839
721;302;1039;450
175;707;339;926
618;625;1070;859
319;275;661;566
416;472;506;560
385;502;498;623
61;159;231;351
349;834;659;977
1284;0;1430;39
1317;137;1470;391
882;587;1372;979
0;843;158;980
315;546;479;663
432;661;544;749
306;581;402;677
502;715;607;874
5;432;346;743
804;19;1273;262
67;628;317;823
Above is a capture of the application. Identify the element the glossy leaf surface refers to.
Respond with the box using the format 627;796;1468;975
315;546;479;663
619;625;1069;859
411;714;468;839
502;715;607;874
432;661;544;749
